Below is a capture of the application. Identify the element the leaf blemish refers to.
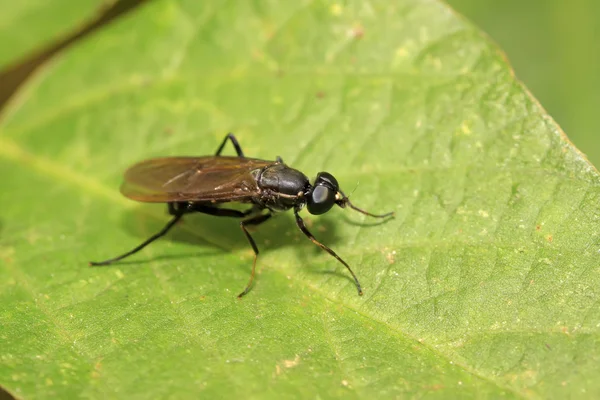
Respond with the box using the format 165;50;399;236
274;355;301;376
283;355;300;368
386;250;396;264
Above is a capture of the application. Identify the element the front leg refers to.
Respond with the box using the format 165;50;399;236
293;207;363;296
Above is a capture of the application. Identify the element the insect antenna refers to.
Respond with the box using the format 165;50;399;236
337;189;395;219
346;198;395;218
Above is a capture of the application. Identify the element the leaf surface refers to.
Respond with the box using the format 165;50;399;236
1;1;599;398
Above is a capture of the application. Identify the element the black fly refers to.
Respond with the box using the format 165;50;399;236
90;134;394;297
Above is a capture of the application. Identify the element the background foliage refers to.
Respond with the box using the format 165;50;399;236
1;0;600;398
0;0;107;70
448;0;600;167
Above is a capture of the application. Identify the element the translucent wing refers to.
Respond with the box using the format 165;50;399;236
120;156;273;203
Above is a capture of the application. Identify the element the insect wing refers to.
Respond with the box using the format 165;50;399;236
120;156;273;202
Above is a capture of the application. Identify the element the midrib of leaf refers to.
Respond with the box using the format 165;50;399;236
0;135;538;398
2;66;476;151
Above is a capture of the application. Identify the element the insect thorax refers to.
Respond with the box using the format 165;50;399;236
255;164;310;211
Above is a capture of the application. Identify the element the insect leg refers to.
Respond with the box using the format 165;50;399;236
185;203;272;297
90;204;259;267
215;133;245;157
89;212;184;266
293;208;363;296
237;212;272;298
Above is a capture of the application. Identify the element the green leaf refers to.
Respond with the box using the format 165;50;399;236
1;1;599;398
0;0;107;69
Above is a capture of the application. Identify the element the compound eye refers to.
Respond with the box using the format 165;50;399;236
316;172;339;190
307;185;336;215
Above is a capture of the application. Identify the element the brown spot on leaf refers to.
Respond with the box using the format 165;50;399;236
91;359;103;379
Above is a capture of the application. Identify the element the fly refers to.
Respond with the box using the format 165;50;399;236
90;133;394;297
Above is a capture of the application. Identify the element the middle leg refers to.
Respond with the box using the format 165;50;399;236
180;202;272;297
237;212;272;298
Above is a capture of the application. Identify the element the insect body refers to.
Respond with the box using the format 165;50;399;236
90;134;394;297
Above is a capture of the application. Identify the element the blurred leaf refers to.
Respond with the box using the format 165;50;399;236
1;0;599;398
0;0;108;70
447;0;600;168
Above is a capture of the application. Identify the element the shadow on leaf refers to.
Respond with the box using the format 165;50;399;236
91;203;388;292
104;206;347;266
